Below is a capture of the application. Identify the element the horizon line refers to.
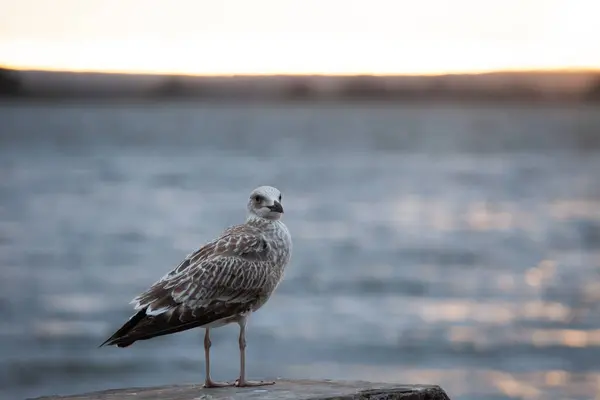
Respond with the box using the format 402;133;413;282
3;63;600;78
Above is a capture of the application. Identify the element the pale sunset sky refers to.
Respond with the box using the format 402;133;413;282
1;0;599;75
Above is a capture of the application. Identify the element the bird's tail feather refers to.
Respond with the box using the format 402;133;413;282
99;302;250;349
98;309;147;348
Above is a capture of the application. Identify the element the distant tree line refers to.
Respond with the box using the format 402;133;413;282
150;77;198;98
0;67;23;97
2;67;600;103
585;75;600;102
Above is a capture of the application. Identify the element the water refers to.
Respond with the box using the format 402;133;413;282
1;101;599;400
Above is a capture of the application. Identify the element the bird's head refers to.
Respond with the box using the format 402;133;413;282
247;186;284;221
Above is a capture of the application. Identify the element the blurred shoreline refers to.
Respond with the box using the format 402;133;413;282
2;66;600;104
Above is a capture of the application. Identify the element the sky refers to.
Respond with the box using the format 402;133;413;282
1;0;599;75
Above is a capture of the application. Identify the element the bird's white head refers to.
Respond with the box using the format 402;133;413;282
247;186;284;221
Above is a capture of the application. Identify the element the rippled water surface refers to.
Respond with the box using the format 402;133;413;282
1;102;600;400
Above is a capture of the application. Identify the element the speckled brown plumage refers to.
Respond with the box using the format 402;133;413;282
101;185;291;344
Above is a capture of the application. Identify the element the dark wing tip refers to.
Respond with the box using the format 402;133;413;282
99;308;147;349
98;337;135;348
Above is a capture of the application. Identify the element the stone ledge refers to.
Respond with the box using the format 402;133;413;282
31;379;451;400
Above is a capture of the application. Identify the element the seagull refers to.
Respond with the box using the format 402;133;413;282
100;186;292;388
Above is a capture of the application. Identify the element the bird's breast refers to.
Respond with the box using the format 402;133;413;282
266;222;292;264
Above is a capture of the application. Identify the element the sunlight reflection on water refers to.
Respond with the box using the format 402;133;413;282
1;102;599;400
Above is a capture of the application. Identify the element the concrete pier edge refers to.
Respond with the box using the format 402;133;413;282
30;379;452;400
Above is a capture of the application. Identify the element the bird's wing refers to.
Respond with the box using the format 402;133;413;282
133;224;271;314
101;224;272;347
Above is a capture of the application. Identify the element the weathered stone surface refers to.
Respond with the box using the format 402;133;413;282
31;379;451;400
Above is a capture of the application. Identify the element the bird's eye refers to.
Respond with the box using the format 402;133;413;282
253;195;262;203
278;195;282;202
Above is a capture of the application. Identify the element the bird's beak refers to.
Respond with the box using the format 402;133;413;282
267;201;284;213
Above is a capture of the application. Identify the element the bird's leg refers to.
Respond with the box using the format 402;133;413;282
202;328;232;388
234;317;275;387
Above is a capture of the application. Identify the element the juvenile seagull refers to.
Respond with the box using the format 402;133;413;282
100;186;292;388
